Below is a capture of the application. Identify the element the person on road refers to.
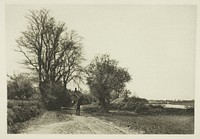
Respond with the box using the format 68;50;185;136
75;95;84;116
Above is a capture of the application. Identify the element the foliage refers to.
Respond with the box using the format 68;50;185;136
67;89;97;106
16;9;84;101
110;97;194;115
121;89;132;100
42;82;72;110
82;93;97;105
111;97;149;111
7;73;37;100
86;54;132;112
7;100;43;133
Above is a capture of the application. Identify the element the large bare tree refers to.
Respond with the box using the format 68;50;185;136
16;9;84;100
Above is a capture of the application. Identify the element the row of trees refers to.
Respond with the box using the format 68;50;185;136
9;9;132;112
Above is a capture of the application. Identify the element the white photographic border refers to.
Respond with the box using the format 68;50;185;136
0;0;199;139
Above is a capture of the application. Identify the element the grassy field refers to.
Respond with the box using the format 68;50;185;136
97;114;194;134
82;104;194;134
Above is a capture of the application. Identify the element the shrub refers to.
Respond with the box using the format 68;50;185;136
42;83;72;110
7;73;37;100
111;97;149;111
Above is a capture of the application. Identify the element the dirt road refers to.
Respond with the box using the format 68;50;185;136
20;111;139;134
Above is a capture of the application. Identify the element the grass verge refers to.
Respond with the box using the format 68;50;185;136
7;100;43;133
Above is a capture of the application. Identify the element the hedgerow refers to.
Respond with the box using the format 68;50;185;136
110;97;149;111
7;100;43;133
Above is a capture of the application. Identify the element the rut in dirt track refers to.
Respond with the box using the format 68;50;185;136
20;111;139;134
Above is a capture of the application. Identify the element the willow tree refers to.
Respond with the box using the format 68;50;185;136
16;9;84;101
86;54;132;112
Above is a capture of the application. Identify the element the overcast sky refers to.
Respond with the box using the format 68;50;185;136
6;5;196;100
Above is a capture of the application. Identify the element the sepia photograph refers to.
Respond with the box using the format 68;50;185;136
3;1;198;136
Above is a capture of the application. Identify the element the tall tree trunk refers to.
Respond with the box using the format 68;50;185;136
39;31;45;103
38;48;43;99
99;97;108;113
63;75;67;93
63;80;67;92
